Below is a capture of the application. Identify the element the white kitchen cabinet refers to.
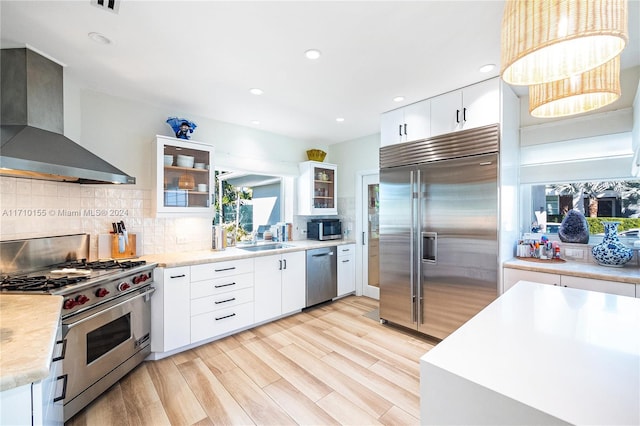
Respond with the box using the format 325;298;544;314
0;329;65;426
503;268;559;292
503;267;636;297
337;244;356;297
298;161;337;216
430;78;499;137
190;259;255;344
254;251;306;322
191;258;254;282
254;254;282;322
560;275;635;298
150;266;191;352
380;99;431;146
153;135;214;215
281;251;306;314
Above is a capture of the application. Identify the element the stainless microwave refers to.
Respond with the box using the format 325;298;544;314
307;219;342;240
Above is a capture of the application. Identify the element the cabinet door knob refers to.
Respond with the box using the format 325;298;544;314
463;107;467;122
403;123;407;135
456;109;460;124
398;124;402;137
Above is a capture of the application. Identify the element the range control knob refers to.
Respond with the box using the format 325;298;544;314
63;299;77;310
133;275;141;284
95;288;110;298
75;294;90;305
118;282;131;292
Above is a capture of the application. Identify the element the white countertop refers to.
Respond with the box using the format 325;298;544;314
421;281;640;425
141;239;355;268
504;258;639;284
0;294;63;391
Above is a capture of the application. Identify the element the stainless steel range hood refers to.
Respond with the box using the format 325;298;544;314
0;48;135;184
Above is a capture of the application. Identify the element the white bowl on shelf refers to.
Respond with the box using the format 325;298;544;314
176;155;194;168
163;155;173;166
194;162;205;169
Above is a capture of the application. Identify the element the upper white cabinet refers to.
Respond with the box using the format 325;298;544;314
154;135;214;215
380;99;431;146
298;161;338;216
430;78;500;137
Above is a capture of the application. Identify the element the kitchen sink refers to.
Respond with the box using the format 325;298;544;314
238;243;293;252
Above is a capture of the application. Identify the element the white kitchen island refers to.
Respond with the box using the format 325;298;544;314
420;280;640;425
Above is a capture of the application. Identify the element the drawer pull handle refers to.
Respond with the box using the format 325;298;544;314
215;313;236;321
215;266;236;272
215;297;236;305
52;339;66;362
170;274;186;279
214;282;236;288
53;374;67;403
342;259;350;263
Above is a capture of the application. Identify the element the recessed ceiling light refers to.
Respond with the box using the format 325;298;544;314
336;117;345;123
249;88;263;95
88;32;111;45
393;96;405;102
305;49;322;60
251;120;260;126
479;64;496;73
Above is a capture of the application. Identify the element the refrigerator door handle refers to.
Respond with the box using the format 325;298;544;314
410;169;416;323
422;232;437;264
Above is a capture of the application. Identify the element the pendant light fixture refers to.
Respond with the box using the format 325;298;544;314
529;55;621;117
500;0;628;86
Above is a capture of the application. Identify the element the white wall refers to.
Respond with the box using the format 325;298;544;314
328;133;379;232
1;79;329;257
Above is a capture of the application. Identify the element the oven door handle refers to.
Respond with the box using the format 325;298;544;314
63;287;156;331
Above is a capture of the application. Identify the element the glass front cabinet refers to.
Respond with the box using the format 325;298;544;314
154;135;214;214
298;161;337;215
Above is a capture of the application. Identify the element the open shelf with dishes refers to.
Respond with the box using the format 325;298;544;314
154;135;215;214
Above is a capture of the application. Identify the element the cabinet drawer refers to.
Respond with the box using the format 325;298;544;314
191;272;254;299
337;244;356;257
191;302;254;343
191;287;254;316
503;268;559;292
191;258;254;281
560;275;636;297
164;266;190;282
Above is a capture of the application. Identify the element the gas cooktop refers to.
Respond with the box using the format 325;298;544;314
1;259;150;294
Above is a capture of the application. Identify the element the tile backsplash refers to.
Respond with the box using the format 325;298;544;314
0;176;213;259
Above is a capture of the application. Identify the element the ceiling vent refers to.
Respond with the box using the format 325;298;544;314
90;0;120;14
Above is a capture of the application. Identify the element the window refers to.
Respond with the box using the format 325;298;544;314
215;170;283;244
528;179;640;238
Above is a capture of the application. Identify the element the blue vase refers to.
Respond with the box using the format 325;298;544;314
591;222;633;267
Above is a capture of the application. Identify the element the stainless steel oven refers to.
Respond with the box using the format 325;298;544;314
0;234;157;422
61;284;154;421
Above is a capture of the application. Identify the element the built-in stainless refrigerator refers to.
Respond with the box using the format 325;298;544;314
379;125;499;340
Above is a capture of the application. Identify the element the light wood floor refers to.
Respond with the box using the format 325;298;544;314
66;296;435;426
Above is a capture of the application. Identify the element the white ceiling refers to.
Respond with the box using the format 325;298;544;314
1;1;639;145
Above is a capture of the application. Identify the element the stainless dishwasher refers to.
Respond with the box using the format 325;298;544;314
306;246;337;307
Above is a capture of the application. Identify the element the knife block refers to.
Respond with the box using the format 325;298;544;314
111;234;136;259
